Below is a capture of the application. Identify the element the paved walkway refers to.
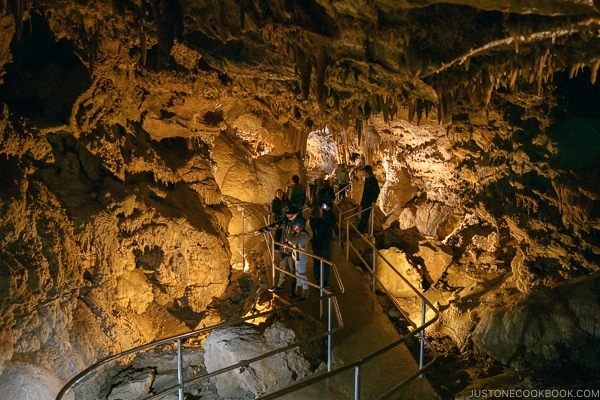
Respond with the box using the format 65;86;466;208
275;237;440;399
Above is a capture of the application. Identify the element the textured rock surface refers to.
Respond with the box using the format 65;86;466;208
1;0;600;397
203;322;312;398
0;361;72;400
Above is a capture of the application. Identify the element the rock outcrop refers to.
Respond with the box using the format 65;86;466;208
2;0;600;396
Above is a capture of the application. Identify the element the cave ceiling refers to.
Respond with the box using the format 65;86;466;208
2;0;600;142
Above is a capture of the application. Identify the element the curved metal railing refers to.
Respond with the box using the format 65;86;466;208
331;200;440;398
258;203;439;399
56;240;344;400
57;202;439;400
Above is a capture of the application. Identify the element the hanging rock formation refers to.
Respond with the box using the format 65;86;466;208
1;0;600;397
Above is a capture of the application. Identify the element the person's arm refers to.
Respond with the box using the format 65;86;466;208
299;231;310;250
254;220;281;235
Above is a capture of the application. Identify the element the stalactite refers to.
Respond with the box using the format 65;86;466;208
355;118;362;145
482;71;494;108
569;62;584;78
9;0;29;41
295;46;311;101
364;127;381;166
466;81;477;107
315;45;328;106
342;106;349;130
424;100;433;120
382;95;390;122
416;98;424;125
437;88;443;124
376;94;383;115
408;98;416;124
134;1;147;67
536;49;550;95
363;99;371;119
77;14;101;75
591;59;600;85
150;0;184;70
389;98;398;120
446;91;454;123
509;61;519;91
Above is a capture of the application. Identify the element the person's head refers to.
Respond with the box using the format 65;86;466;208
292;217;306;232
291;175;300;184
362;165;373;176
275;189;284;199
338;163;345;169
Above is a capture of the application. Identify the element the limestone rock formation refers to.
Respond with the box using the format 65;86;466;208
203;322;313;398
0;361;72;400
1;0;600;397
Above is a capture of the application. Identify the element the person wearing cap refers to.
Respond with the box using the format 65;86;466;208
286;217;310;299
255;205;303;295
255;205;299;235
358;165;380;233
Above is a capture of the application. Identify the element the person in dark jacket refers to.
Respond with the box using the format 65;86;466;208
309;204;334;288
317;176;335;209
271;188;287;247
287;175;306;211
255;206;304;296
357;165;380;233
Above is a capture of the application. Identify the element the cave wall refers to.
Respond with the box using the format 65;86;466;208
1;0;600;392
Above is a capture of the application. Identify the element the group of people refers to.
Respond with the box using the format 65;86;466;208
255;164;380;298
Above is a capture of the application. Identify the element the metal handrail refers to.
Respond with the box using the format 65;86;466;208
333;181;352;201
338;202;439;398
261;204;439;399
58;205;438;400
57;230;345;400
343;212;440;384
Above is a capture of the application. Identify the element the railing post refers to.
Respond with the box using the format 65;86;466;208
345;221;350;262
270;235;276;288
369;205;374;236
354;366;361;400
420;299;426;372
327;296;333;372
319;260;324;320
177;338;184;400
238;205;246;271
371;244;377;300
338;211;343;247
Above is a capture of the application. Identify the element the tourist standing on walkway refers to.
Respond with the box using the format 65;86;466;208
358;165;380;234
255;206;303;295
287;175;306;211
309;204;334;288
287;217;310;299
334;163;350;198
317;174;335;208
271;188;287;247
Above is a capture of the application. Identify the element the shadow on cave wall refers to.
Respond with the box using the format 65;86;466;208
0;11;92;127
550;70;600;170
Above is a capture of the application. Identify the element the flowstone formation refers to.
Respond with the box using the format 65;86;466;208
2;0;600;398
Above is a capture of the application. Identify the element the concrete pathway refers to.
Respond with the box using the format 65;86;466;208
276;238;441;399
